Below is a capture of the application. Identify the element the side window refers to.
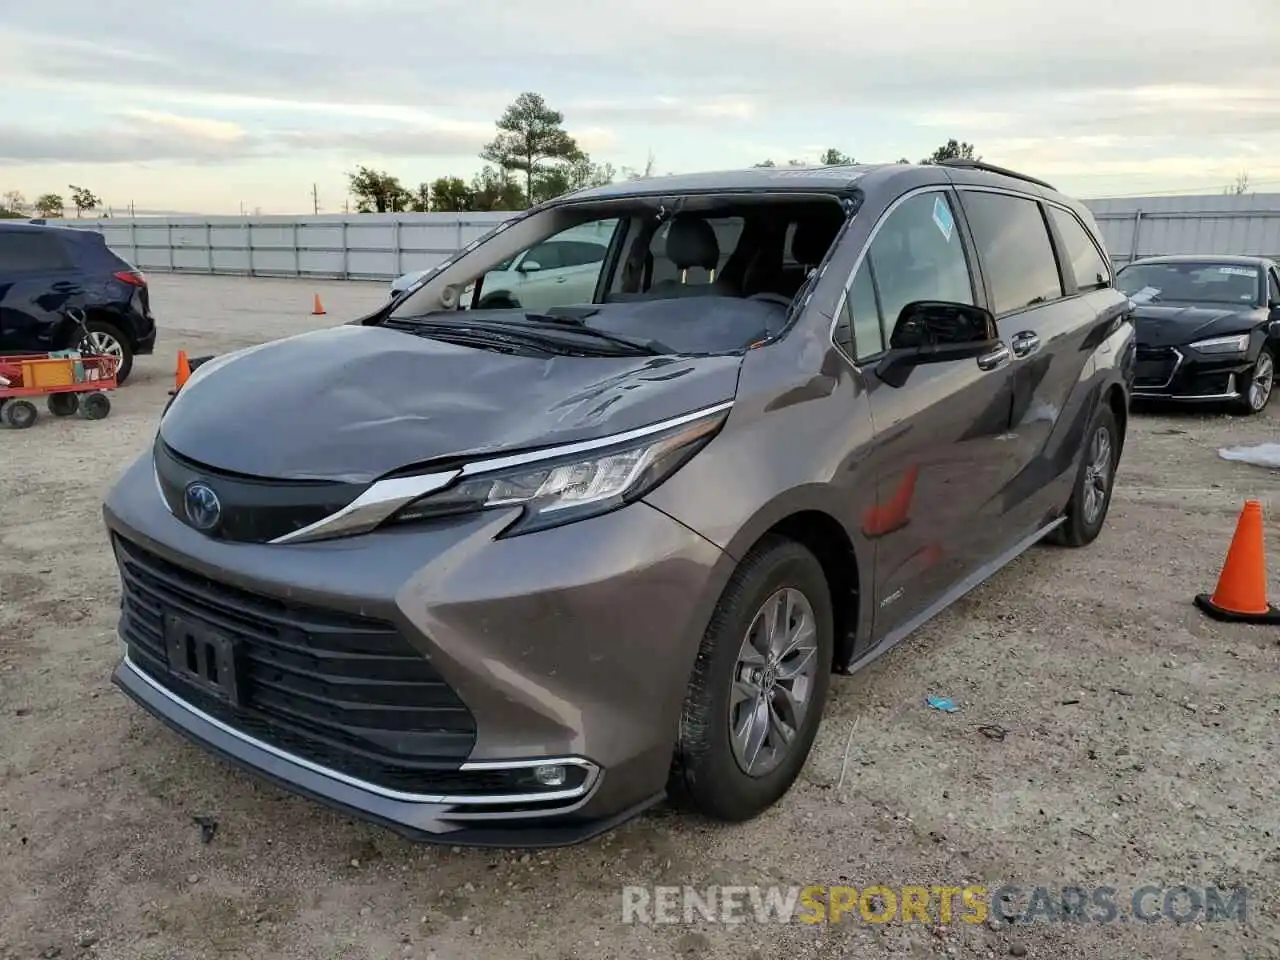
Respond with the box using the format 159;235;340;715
1269;269;1280;303
863;191;974;334
835;258;885;360
0;232;70;272
557;241;608;268
1047;206;1111;292
519;241;566;271
961;191;1064;315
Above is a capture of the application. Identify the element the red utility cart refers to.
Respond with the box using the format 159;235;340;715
0;352;119;429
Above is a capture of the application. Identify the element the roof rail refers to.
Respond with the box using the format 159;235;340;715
936;158;1056;192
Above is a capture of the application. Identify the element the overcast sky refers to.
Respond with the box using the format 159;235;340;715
3;0;1279;215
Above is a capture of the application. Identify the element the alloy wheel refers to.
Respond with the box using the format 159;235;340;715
1081;424;1113;527
1249;352;1274;411
729;587;820;778
81;329;125;360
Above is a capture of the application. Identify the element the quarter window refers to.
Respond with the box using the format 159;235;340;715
1048;206;1111;292
835;258;885;359
862;191;974;338
961;191;1064;315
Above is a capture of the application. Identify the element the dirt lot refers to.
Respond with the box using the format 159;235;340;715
2;274;1278;960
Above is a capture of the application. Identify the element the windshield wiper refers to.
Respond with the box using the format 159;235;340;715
386;315;648;357
520;309;669;355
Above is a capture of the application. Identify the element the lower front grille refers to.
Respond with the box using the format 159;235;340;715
113;534;483;793
1134;345;1180;388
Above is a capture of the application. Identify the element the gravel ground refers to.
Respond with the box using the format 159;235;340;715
2;274;1278;960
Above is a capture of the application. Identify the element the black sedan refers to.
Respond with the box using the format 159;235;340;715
1115;254;1280;414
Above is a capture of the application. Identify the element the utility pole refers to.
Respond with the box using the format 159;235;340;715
312;183;320;215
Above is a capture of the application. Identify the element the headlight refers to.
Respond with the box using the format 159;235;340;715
387;406;728;536
1189;333;1249;355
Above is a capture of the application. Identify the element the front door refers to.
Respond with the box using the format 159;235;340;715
831;188;1017;640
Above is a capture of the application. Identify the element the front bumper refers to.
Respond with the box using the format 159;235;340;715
104;452;727;845
1130;345;1251;402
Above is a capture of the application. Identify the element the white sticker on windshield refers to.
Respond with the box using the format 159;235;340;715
1219;266;1255;277
932;195;955;242
1129;286;1161;304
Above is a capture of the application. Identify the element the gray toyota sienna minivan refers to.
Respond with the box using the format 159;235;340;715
104;160;1136;846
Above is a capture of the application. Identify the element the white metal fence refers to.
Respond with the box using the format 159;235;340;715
37;212;513;281
37;193;1280;282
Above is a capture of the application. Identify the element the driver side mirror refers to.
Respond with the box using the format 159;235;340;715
518;260;542;273
875;300;1000;388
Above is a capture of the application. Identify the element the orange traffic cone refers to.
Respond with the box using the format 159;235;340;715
175;350;191;390
312;293;326;315
1194;499;1280;624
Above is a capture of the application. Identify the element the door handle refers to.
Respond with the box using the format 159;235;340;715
1010;330;1040;357
976;341;1011;371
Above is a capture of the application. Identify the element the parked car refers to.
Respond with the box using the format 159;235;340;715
0;222;156;383
388;222;615;309
104;159;1134;846
1115;254;1280;414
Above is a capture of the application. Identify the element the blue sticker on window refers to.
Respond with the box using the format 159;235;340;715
932;195;955;242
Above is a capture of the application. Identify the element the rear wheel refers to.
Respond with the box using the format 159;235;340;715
668;536;834;822
1235;348;1274;415
2;399;38;429
79;320;133;384
1046;403;1119;547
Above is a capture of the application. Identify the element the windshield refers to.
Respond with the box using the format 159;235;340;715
383;192;850;356
1116;261;1260;307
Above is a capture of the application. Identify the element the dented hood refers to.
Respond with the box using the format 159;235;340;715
158;324;743;483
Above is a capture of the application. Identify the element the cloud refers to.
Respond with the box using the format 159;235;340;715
2;0;1279;203
0;111;255;165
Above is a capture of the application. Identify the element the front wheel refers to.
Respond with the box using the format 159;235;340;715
668;536;834;822
2;399;38;429
1046;403;1120;548
1234;348;1274;415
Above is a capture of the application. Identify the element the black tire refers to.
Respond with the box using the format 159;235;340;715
79;392;111;420
1046;402;1120;548
2;399;38;430
79;320;134;385
477;291;520;310
1233;347;1274;416
47;393;79;417
668;536;834;822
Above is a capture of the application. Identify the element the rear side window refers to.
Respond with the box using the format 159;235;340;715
1048;206;1111;292
1269;269;1280;303
0;230;72;273
961;192;1064;315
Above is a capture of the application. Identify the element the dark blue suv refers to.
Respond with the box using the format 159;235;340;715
0;222;157;383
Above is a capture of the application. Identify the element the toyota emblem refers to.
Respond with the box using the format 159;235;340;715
183;481;222;532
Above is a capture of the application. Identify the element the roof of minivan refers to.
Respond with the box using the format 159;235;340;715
560;160;1076;208
1126;254;1272;268
564;164;892;200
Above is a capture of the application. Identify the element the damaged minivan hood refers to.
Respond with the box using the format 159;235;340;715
159;324;744;483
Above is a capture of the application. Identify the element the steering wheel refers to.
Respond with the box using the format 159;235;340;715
748;292;794;308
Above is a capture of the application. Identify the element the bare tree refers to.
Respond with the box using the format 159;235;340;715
1224;171;1251;195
